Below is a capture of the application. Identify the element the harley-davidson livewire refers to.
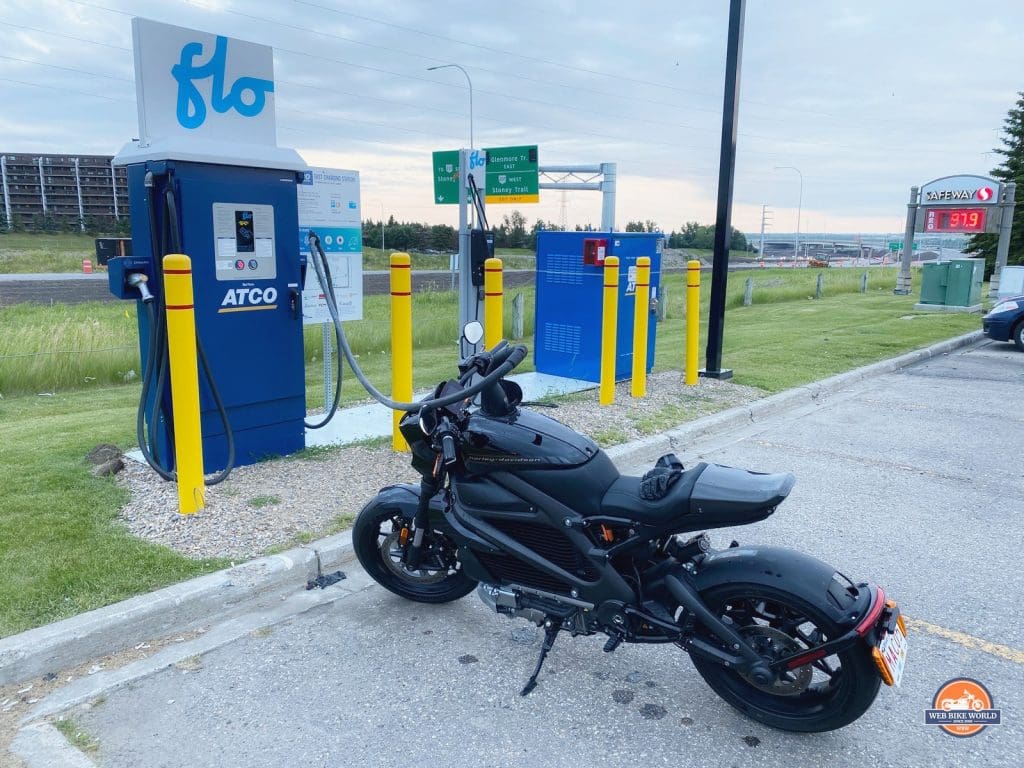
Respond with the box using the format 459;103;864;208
352;338;908;733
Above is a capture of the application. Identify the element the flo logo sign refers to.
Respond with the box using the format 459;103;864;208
925;678;1001;737
172;36;274;129
130;18;278;144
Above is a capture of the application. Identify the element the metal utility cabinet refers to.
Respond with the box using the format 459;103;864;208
534;231;662;383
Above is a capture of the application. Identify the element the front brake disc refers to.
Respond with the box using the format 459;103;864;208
380;532;448;584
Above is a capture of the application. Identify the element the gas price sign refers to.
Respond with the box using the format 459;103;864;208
924;207;987;233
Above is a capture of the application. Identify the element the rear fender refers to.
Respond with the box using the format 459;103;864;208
690;545;874;630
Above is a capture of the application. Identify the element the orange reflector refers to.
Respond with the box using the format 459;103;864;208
399;527;409;546
871;647;895;686
600;525;614;543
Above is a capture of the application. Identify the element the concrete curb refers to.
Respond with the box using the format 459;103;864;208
0;330;983;690
0;531;354;688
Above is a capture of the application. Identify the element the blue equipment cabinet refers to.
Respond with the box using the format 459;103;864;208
111;160;307;472
535;231;662;383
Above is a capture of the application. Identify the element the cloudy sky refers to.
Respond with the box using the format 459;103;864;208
1;0;1021;235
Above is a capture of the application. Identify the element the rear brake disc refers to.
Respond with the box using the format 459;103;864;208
737;625;813;695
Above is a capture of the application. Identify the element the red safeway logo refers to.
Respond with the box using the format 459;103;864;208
977;187;994;201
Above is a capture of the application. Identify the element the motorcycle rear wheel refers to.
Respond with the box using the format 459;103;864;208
352;497;476;604
689;583;882;732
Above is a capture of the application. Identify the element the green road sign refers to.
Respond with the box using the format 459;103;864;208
888;241;919;251
484;145;539;204
432;150;460;205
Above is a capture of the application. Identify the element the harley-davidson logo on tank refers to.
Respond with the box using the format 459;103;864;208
916;175;1004;234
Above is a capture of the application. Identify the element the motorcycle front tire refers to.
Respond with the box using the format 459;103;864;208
352;495;476;604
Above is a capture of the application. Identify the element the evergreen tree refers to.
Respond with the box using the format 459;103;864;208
965;91;1024;274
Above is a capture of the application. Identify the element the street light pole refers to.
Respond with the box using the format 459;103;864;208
775;166;803;259
427;63;473;150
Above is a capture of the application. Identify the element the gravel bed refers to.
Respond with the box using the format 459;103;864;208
114;372;763;561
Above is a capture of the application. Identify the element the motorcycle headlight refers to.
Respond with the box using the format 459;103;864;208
988;300;1019;316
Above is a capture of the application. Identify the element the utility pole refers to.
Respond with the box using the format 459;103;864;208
759;204;772;258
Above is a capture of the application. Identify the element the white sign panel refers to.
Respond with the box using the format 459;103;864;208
131;17;277;146
997;265;1024;299
298;168;363;324
920;175;1001;206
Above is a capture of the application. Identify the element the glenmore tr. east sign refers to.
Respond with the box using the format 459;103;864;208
131;18;278;146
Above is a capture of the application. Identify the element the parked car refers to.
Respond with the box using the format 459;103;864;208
982;295;1024;351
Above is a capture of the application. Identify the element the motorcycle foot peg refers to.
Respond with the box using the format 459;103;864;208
603;635;623;653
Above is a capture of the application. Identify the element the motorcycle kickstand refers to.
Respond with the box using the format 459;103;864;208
520;618;562;697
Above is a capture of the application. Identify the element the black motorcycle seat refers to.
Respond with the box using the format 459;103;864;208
599;463;708;524
599;463;796;529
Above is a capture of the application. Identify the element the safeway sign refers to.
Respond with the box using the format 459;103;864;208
920;175;1001;205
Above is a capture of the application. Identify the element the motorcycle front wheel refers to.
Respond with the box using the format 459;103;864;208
688;583;882;733
352;497;476;604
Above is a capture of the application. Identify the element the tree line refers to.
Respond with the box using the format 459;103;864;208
363;212;747;252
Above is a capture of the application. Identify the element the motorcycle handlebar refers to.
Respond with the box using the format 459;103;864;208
414;344;527;413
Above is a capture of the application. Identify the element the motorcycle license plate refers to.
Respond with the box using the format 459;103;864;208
873;621;908;687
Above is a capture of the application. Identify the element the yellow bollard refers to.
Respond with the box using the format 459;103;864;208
631;257;651;398
390;253;413;451
600;256;620;406
484;257;504;349
686;259;701;385
162;254;205;515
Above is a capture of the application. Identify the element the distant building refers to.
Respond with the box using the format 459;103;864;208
0;153;129;231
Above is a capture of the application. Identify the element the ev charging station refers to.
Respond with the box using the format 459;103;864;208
108;18;314;475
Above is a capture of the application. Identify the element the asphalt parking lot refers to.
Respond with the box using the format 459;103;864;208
20;340;1024;767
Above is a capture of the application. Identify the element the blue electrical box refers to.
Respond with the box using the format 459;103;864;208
112;160;307;472
534;231;662;383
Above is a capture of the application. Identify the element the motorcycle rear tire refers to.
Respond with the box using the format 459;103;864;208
689;582;882;733
352;498;476;604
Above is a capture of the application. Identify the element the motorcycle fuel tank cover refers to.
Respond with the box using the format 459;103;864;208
462;408;599;472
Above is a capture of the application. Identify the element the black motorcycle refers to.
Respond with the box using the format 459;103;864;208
353;338;907;733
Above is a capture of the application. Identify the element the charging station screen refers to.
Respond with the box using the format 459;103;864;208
213;203;277;281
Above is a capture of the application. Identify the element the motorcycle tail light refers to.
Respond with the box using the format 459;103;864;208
855;586;886;637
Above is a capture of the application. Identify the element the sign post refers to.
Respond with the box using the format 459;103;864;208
991;182;1017;298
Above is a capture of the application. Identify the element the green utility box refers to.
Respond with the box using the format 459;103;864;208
943;258;984;307
919;262;950;305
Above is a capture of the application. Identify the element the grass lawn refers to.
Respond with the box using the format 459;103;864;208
0;389;227;637
0;266;982;637
0;233;104;273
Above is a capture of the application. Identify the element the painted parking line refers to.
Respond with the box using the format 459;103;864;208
905;617;1024;665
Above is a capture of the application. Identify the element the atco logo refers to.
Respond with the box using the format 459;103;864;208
924;677;1001;737
171;36;274;130
221;287;278;308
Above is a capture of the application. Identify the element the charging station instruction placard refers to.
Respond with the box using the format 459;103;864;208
297;167;363;324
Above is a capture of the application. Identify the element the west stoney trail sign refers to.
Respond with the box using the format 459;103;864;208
432;146;539;205
484;145;539;204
